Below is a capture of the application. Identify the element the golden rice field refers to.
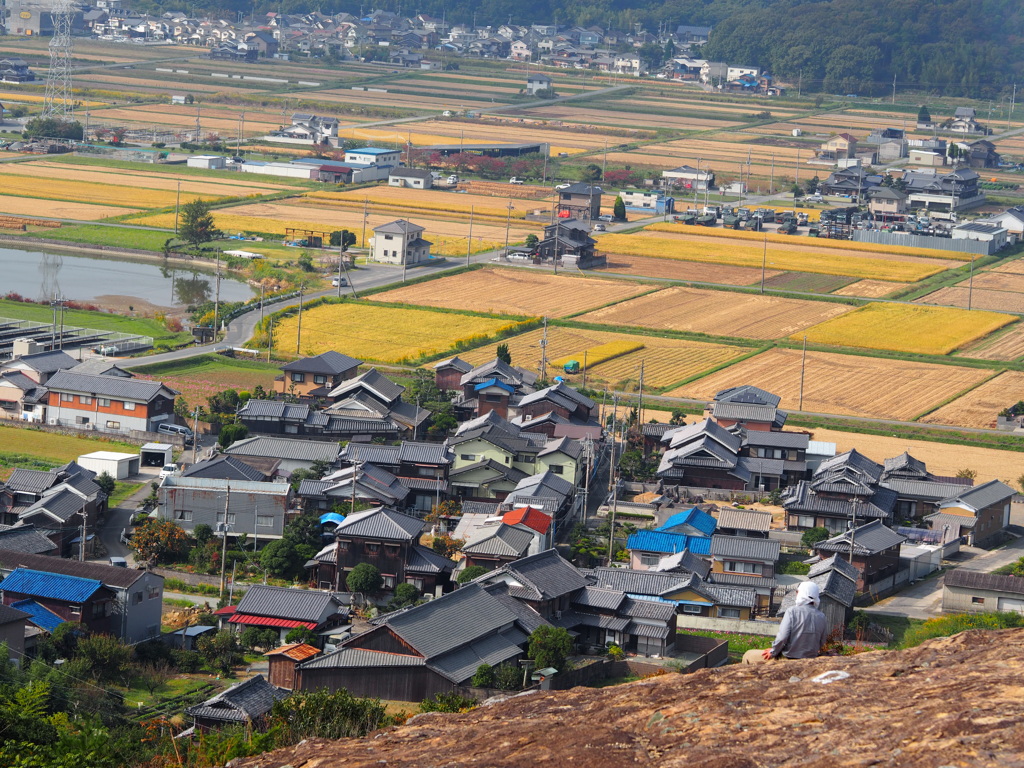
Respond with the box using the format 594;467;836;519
671;348;991;422
920;371;1024;429
306;187;543;220
796;303;1016;355
272;303;519;363
92;104;286;135
459;325;750;390
644;222;967;260
0;196;138;220
373;268;649;318
960;323;1024;361
0;173;222;209
551;340;644;370
596;233;949;282
577;286;854;340
520;104;741;131
0;91;105;107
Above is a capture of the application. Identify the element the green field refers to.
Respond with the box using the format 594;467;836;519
21;224;173;252
132;353;281;407
0;426;137;479
0;297;191;346
760;272;857;294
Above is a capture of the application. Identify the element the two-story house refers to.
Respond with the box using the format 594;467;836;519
308;506;454;595
707;534;780;613
370;220;432;265
535;219;599;266
225;584;349;645
339;441;451;512
555;183;603;221
324;368;430;438
517;382;596;425
707;385;786;431
157;476;293;541
274;351;362;398
0;568;116;636
813;520;906;592
926;480;1016;547
45;371;178;435
453;359;538;421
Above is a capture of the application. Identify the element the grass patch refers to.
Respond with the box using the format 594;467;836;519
863;614;923;647
683;629;773;658
109;481;145;507
0;297;189;345
589;675;641;688
900;612;1022;648
0;425;137;465
22;223;174;252
761;272;857;294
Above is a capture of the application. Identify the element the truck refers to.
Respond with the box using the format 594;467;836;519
697;213;717;226
563;360;580;374
777;219;798;235
676;210;698;225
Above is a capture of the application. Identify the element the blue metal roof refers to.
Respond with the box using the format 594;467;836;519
319;512;346;526
657;506;717;537
0;568;105;603
349;147;397;155
626;530;712;556
473;377;515;394
10;598;65;632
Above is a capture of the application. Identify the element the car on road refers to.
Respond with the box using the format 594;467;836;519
555;183;571;190
597;214;615;222
332;277;348;287
509;177;524;184
592;223;606;231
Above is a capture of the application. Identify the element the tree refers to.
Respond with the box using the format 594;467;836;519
129;519;190;564
1016;473;1024;495
669;408;688;425
347;562;383;594
240;626;279;651
431;533;464;558
284;626;318;645
496;342;512;364
613;195;626;220
528;625;573;671
196;629;243;674
457;565;490;584
135;661;172;695
218;422;249;449
178;199;222;249
581;164;603;182
791;183;803;197
24;117;83;140
392;582;419;606
77;634;133;685
268;689;388;743
524;233;539;248
917;104;931;123
493;663;523;690
94;472;116;496
260;538;307;580
801;526;831;549
805;176;820;194
471;663;495;688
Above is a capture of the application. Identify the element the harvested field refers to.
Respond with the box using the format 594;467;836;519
994;259;1024;275
0;196;137;220
0;172;220;209
273;303;521;363
670;348;991;421
960;322;1024;361
308;187;546;218
373;268;649;318
833;279;909;298
920;371;1024;429
91;104;285;135
519;104;742;130
597;233;949;282
809;427;1024;485
760;272;855;294
971;271;1024;293
134;357;280;407
917;286;1024;313
594;255;770;285
360;118;635;152
459;325;749;390
577;286;854;340
798;303;1016;355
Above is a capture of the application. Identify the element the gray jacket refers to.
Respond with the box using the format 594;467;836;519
770;603;829;659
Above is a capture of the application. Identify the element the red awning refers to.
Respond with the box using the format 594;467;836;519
228;614;317;630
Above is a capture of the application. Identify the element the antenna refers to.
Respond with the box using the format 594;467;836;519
42;0;74;119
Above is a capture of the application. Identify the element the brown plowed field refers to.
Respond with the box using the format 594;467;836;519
921;371;1024;429
577;286;854;340
458;326;750;390
594;255;771;285
668;348;991;421
373;268;649;318
917;286;1024;313
833;279;910;298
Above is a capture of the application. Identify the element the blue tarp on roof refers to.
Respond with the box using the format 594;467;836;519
473;378;515;394
657;507;717;537
10;598;65;632
0;568;104;603
626;530;712;556
320;512;346;526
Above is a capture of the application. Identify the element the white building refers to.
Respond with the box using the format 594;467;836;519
526;72;551;94
952;222;1008;251
982;206;1024;242
344;147;402;166
187;155;226;170
370;220;432;265
662;165;714;191
727;66;759;81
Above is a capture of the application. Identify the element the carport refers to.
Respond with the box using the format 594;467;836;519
140;443;174;468
77;451;141;480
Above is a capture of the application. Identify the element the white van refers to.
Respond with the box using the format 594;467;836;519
157;423;194;442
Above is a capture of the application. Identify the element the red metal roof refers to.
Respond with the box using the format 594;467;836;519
266;642;321;661
504;506;552;534
213;605;237;616
228;614;317;630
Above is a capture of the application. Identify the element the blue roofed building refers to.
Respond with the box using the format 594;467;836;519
10;598;65;633
0;567;115;635
657;506;717;537
626;530;712;570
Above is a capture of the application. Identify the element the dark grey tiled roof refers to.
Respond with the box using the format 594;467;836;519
449;458;529;484
5;469;56;495
433;356;473;373
620;596;676;620
808;554;859;582
782;482;891;520
429;626;527;683
940;479;1016;510
882;451;929;479
653;549;712;579
743;431;809;449
461;523;535;558
711;403;777;422
182;456;267;482
299;647;426;670
341;441;451;466
406;545;455;575
334;506;423;541
0;602;31;625
238;400;311;420
185;674;288;722
482;583;548;634
46;371;176;401
714;385;781;408
225;436;340;463
715;508;771;534
816;520;906;556
462;501;501;517
709;534;780;562
21;489;87;523
459;358;535;388
67;359;131;377
488;549;589;601
737;456;785;476
944;569;1024;596
0;525;57;555
328;368;404;403
699;584;758;610
0;550;153;588
281;351;361;375
584;566;691;597
537;436;583;461
0;370;39;391
880;478;967;501
9;350;78;374
573;586;626;610
519;381;595;411
926;512;976;531
235;585;345;623
708;572;777;590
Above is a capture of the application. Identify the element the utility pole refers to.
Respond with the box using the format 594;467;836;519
503;199;513;256
267;317;274;363
191;406;200;464
760;235;768;294
637;360;645;425
582;350;588;390
213;253;221;341
1009;82;1017;132
606;394;619;565
79;502;86;561
295;283;304;354
219;482;231;598
466;206;474;267
258;282;265;328
337;252;344;299
968;254;976;311
174;181;181;235
891;73;896;105
538;316;548;381
361;197;369;253
350;446;359;517
769;153;775;196
402;219;410;283
799;335;808;410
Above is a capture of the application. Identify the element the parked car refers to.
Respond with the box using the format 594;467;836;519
597;214;615;222
555;183;571;190
592;223;606;231
332;277;347;287
157;423;194;443
447;174;459;184
159;464;178;479
509;177;524;184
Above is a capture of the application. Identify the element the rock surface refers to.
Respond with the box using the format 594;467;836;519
237;629;1024;768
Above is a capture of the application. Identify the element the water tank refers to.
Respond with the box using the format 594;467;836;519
792;128;803;137
12;338;42;357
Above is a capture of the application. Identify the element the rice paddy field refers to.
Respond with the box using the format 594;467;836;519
272;302;522;363
796;303;1017;355
373;268;650;318
458;325;751;390
833;279;910;299
594;255;773;285
307;186;548;220
960;323;1024;361
576;286;855;340
671;348;992;422
920;371;1024;429
133;355;280;407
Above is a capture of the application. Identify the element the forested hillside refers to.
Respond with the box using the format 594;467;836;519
135;0;1022;97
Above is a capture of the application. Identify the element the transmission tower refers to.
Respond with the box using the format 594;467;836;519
42;0;74;119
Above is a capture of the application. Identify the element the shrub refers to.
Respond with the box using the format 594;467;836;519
284;627;318;645
457;565;490;584
471;663;495;688
171;649;203;673
528;625;574;671
347;562;382;594
801;527;830;548
419;692;478;713
493;663;523;690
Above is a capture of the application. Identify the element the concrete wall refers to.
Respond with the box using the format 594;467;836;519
676;615;779;635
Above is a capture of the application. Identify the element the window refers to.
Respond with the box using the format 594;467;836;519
484;393;504;402
384;544;400;556
682;604;701;614
460;454;476;462
725;561;763;575
407;577;424;591
226;512;236;525
549;464;565;475
80;396;93;405
148;586;160;599
123;401;136;411
638;553;660;567
176;509;193;522
132;591;143;605
384;234;394;240
98;397;111;407
61;393;74;402
106;421;121;430
365;543;380;554
313;375;327;385
337;539;350;552
416;466;437;477
719;607;741;619
382;574;396;589
972;597;985;604
256;515;274;528
92;601;110;619
794;515;815;529
291;373;305;383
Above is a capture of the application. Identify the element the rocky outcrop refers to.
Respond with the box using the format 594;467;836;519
237;628;1024;768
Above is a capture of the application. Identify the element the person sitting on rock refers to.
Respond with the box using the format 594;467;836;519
742;581;829;664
